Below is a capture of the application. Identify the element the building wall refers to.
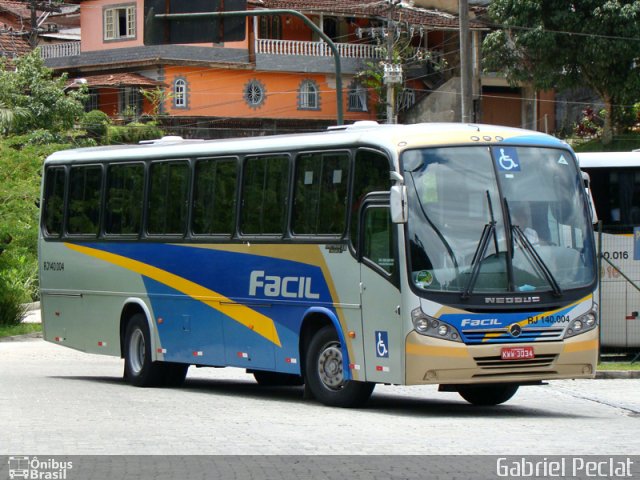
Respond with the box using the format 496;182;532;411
80;0;249;52
162;66;376;122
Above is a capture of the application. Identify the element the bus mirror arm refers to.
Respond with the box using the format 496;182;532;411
581;171;598;224
390;185;408;224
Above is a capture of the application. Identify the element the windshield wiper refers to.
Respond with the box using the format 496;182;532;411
512;224;563;297
462;191;497;299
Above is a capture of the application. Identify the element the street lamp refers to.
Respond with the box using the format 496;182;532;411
63;78;87;92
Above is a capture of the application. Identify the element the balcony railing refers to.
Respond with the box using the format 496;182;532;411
256;38;384;59
39;38;384;61
39;41;81;59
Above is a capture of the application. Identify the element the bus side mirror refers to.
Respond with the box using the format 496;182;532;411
390;185;408;224
582;171;598;224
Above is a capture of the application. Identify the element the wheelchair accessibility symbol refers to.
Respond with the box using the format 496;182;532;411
494;147;520;172
375;331;389;358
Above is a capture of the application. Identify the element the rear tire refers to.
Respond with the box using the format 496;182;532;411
124;313;176;387
305;326;374;408
253;371;304;386
457;383;519;405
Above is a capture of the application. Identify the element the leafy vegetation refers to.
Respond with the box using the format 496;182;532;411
0;140;73;318
573;133;640;152
598;361;640;371
483;0;640;144
0;51;87;135
107;122;164;145
0;322;41;338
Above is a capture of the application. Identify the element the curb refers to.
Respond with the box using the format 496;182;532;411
0;332;43;342
595;370;640;379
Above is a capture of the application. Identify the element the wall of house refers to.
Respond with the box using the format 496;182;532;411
402;77;461;123
162;66;376;122
80;0;249;52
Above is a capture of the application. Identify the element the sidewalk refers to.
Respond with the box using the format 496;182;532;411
21;302;41;324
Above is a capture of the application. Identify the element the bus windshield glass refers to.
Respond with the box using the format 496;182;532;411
404;146;596;295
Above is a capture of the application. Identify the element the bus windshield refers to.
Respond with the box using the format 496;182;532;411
404;146;596;296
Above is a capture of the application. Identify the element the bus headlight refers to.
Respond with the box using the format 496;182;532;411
564;308;598;339
411;307;462;342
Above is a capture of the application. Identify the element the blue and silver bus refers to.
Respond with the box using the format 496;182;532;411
39;122;599;407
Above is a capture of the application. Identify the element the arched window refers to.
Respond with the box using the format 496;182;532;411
174;78;188;109
298;80;319;110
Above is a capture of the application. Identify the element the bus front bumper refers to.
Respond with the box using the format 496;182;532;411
405;328;599;385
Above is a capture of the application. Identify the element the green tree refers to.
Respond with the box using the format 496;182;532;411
483;0;640;143
0;50;87;134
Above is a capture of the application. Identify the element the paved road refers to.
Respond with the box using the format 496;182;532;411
1;337;639;457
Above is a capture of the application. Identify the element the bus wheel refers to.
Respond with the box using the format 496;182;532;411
457;384;519;406
123;313;164;387
253;371;304;386
305;326;374;408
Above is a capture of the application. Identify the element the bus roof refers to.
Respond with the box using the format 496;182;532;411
577;151;640;168
44;122;569;164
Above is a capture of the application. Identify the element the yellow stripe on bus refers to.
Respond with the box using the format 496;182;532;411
64;243;282;347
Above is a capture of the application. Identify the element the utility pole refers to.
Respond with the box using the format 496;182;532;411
384;0;402;124
458;0;473;123
25;0;61;48
28;0;37;48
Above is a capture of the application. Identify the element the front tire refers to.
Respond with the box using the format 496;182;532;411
457;383;519;405
305;326;374;408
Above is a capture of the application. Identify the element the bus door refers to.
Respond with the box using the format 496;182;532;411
358;194;402;384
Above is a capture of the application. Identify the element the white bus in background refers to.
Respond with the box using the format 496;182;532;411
578;151;640;351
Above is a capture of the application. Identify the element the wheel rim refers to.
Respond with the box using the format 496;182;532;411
129;328;145;375
317;341;344;390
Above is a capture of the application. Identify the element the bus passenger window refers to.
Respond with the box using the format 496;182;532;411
67;165;102;236
192;158;238;235
241;155;289;235
362;206;394;275
292;152;350;235
351;150;391;248
43;167;66;237
147;161;190;235
105;163;144;235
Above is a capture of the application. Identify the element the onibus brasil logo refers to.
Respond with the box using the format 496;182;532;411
8;457;73;480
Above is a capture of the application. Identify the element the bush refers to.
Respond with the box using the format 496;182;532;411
574;107;605;138
0;275;26;326
25;129;66;145
81;109;110;142
107;122;163;145
0;139;73;305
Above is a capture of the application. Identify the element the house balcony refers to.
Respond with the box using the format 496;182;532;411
40;41;81;59
255;38;384;75
40;37;383;76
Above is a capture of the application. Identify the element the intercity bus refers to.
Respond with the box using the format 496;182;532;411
578;151;640;351
39;122;599;407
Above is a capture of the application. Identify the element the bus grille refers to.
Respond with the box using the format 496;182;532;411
462;327;565;344
474;353;557;370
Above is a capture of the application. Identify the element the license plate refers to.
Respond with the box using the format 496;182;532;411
501;346;535;360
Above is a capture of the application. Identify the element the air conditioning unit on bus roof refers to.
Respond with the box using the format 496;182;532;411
139;136;204;145
327;121;381;131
